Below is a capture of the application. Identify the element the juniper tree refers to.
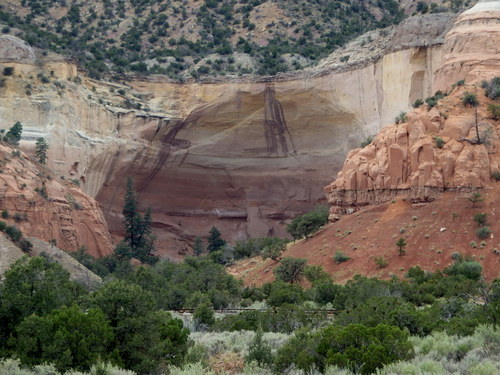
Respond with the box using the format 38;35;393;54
4;121;22;145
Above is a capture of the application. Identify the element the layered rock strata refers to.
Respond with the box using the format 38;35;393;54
0;14;460;257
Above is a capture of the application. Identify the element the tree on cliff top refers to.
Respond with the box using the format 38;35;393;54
122;177;157;264
4;121;22;145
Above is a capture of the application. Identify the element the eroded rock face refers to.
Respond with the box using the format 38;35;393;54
324;93;500;217
324;2;500;218
0;14;463;257
0;35;36;63
0;144;113;258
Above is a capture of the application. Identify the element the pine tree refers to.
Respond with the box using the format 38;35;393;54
122;177;140;249
121;177;157;264
5;121;22;145
35;137;49;164
207;226;225;252
396;237;407;256
193;236;203;256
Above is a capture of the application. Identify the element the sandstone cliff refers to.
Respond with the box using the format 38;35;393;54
0;143;113;258
0;11;472;257
324;89;499;217
324;0;500;218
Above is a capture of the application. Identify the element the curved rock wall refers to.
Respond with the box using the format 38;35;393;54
0;15;454;256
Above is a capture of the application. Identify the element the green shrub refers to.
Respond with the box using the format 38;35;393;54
2;66;14;76
319;324;413;374
246;329;273;367
360;135;373;148
193;302;215;328
304;264;329;282
395;111;407;124
334;251;350;264
413;99;424;108
234;237;288;260
425;96;437;108
476;226;492;239
5;121;23;146
468;192;484;208
473;212;487;226
207;226;225;252
374;255;388;268
287;206;329;240
18;239;32;253
261;238;288;261
1;209;9;218
492;171;500;181
396;237;407;255
445;260;483;280
434;137;445;148
462;91;479;107
482;76;500;99
275;324;412;374
267;282;305;308
488;104;500;120
34;186;48;199
0;221;6;231
14;306;113;372
5;225;22;241
273;328;318;373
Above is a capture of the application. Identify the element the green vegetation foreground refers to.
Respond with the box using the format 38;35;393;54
0;248;498;374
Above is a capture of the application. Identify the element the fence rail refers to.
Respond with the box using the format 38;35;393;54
171;308;341;316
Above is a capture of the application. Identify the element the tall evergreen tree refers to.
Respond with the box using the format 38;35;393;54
35;137;49;164
207;226;225;252
121;177;157;264
122;177;140;249
193;236;204;256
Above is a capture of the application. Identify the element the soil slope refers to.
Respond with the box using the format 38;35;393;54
229;185;500;285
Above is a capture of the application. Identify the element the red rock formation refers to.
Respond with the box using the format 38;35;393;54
325;0;500;219
0;144;113;257
324;89;499;218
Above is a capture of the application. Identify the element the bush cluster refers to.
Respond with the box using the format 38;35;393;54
287;206;329;240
